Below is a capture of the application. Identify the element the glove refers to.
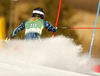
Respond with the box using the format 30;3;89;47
5;37;11;42
53;27;57;32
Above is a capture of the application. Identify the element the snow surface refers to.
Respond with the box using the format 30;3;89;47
0;35;99;76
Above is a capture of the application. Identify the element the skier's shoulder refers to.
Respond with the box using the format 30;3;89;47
43;20;50;24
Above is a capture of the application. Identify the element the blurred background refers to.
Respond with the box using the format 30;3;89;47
0;0;100;58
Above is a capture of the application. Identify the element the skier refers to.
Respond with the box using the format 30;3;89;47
6;7;57;40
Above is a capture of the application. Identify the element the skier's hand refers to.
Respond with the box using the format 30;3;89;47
53;27;57;32
5;37;10;42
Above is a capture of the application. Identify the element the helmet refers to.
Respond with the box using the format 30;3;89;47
32;7;45;19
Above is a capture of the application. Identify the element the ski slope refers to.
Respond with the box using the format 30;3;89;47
0;59;91;76
0;36;100;76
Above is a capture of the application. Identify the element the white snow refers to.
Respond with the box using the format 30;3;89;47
0;35;99;76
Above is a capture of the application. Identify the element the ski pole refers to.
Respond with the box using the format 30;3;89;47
57;27;100;29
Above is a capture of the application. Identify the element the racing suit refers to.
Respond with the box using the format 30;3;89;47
7;17;57;40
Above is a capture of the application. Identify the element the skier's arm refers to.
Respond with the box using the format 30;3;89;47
44;20;57;32
6;21;26;40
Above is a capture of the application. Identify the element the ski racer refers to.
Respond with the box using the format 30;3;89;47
6;7;57;40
